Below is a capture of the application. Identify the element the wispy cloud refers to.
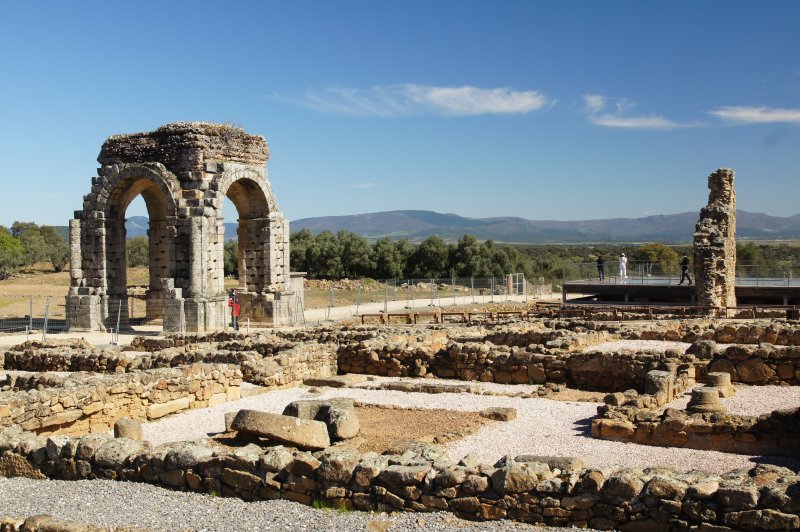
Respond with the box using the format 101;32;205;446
294;84;551;117
346;181;379;189
582;94;683;130
708;106;800;124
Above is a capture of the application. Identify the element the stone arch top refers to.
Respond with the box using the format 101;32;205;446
98;122;269;178
213;164;281;219
82;162;181;221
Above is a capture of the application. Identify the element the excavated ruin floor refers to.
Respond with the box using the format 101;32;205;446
139;378;800;475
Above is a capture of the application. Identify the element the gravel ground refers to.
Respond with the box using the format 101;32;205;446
0;478;582;532
142;384;800;474
583;339;693;353
353;376;541;396
663;384;800;416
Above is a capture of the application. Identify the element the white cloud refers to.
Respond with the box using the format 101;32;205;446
295;84;550;117
709;106;800;124
346;181;379;189
582;94;682;130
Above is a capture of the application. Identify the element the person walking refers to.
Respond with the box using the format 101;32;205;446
619;253;628;281
228;289;240;330
679;255;692;285
596;255;606;281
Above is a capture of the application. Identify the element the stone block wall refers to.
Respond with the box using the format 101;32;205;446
1;429;798;530
594;404;800;459
0;364;241;435
2;337;336;389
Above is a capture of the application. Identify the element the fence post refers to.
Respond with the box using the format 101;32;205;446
471;277;475;304
29;295;33;333
429;278;435;306
491;278;495;303
42;297;50;341
383;284;388;314
405;282;411;309
452;278;456;305
356;285;361;315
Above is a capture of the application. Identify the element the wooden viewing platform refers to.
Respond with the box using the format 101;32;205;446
564;277;800;306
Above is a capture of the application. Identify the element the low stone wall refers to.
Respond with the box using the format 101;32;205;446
628;321;800;346
1;429;798;530
706;343;800;385
338;337;691;392
593;404;800;459
0;364;241;435
3;339;336;389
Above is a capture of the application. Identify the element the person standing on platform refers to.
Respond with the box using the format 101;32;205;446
679;255;692;285
619;253;628;281
596;255;606;281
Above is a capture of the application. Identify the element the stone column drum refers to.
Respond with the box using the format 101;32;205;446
66;122;299;332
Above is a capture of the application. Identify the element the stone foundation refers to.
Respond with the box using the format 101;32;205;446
0;364;241;435
1;429;798;530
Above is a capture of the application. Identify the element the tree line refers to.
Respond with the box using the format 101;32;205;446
3;219;798;284
0;223;68;279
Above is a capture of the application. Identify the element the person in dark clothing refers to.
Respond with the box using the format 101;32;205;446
596;255;606;281
679;255;692;285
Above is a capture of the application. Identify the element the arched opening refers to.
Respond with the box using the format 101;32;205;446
105;176;175;332
215;176;273;326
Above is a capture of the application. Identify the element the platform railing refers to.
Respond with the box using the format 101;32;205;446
566;261;800;287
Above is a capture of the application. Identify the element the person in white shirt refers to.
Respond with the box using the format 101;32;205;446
619;253;627;280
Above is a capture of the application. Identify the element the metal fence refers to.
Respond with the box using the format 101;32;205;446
565;261;800;287
0;274;551;338
306;274;552;319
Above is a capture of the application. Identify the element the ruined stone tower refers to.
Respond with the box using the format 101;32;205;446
66;122;295;332
693;168;737;309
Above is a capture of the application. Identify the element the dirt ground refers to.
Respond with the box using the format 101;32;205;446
213;405;493;454
352;404;492;453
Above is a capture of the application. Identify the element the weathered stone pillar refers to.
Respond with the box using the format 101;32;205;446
693;168;737;309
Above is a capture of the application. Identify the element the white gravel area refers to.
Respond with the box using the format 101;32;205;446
583;340;692;353
664;384;800;416
0;478;572;532
142;385;800;475
353;375;541;395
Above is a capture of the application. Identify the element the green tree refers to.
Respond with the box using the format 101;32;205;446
40;226;69;272
308;231;344;279
126;237;149;267
451;234;491;277
338;230;373;278
409;236;450;279
0;227;25;279
224;241;239;277
372;237;404;279
290;229;314;274
631;242;680;275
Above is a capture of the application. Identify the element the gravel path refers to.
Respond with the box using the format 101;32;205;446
142;385;800;474
663;384;800;416
583;340;692;353
353;376;541;396
0;478;580;532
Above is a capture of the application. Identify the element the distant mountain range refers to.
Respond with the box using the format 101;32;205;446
122;210;800;244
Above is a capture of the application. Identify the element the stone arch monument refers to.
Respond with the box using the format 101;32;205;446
66;122;299;332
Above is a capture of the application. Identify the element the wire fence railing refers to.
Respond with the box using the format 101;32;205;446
566;261;800;287
0;275;552;338
304;275;552;315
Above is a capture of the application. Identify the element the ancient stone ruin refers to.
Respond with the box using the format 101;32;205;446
693;168;737;308
66;122;300;332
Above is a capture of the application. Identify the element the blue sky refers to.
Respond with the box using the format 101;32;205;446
1;1;798;227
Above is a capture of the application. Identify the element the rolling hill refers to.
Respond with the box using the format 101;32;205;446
122;209;800;244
